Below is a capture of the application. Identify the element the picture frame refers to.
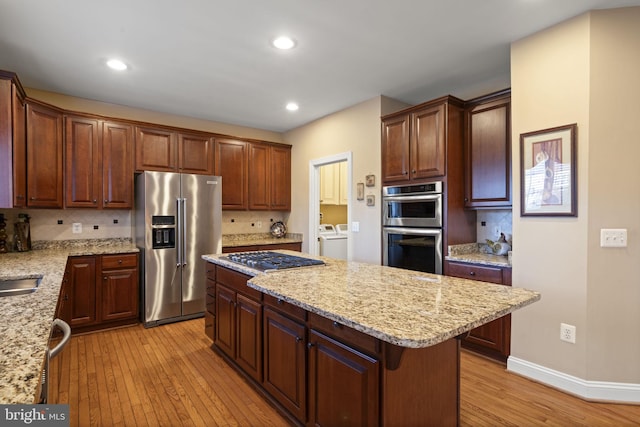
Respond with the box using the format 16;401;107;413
356;183;365;201
366;194;375;206
520;123;577;217
365;174;375;187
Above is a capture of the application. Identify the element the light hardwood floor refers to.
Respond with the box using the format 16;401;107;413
49;319;640;426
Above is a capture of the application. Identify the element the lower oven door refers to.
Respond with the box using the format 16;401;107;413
383;227;443;274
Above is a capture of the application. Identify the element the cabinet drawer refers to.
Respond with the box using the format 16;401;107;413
101;253;138;269
216;266;261;301
206;263;216;280
309;312;379;357
447;262;503;284
263;294;306;322
206;278;216;294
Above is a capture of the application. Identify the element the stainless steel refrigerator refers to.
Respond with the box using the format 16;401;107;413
135;171;222;327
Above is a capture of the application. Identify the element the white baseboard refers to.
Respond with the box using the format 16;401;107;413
507;356;640;404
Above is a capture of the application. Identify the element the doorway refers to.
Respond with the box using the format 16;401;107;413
309;152;352;259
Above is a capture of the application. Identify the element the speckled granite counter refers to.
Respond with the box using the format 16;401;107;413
447;243;511;267
222;233;303;249
202;252;539;349
0;239;138;404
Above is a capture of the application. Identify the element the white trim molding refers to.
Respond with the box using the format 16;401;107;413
508;357;640;404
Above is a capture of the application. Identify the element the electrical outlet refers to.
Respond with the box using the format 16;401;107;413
72;223;82;234
256;221;262;228
560;323;576;343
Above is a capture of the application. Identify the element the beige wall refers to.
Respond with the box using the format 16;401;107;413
26;88;284;143
511;7;640;383
284;97;390;263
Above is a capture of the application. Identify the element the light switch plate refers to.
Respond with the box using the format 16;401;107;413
352;221;360;232
72;223;82;234
600;228;627;247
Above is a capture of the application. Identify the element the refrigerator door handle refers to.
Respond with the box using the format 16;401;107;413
182;197;188;266
176;198;182;268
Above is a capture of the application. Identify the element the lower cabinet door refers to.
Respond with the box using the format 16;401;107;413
215;284;236;358
308;330;379;427
101;268;138;321
263;308;306;422
235;293;262;382
68;256;97;327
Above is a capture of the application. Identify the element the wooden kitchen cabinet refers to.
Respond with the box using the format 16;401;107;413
204;266;216;341
215;138;248;210
263;303;306;422
247;141;292;211
382;97;462;185
445;260;512;362
464;89;512;208
214;267;263;382
67;256;98;328
0;71;27;208
100;253;139;322
26;101;64;208
308;329;380;427
135;126;214;174
64;253;139;333
65;116;134;209
268;143;291;211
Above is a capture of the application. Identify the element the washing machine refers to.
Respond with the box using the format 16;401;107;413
318;224;347;260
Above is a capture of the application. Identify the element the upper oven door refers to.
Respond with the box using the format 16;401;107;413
382;194;442;228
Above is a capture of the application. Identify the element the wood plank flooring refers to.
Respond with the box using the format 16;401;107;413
49;318;640;426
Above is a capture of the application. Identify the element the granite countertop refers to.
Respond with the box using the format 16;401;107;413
0;239;138;404
446;243;511;267
202;252;539;349
222;232;303;248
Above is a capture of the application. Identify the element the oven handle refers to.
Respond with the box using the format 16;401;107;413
382;226;443;236
49;318;71;359
382;194;442;202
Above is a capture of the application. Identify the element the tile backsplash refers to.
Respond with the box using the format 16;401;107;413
476;210;513;246
0;208;132;244
0;208;291;246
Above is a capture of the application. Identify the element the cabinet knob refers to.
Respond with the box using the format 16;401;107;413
93;199;97;204
403;171;408;175
277;299;284;305
307;342;315;349
104;199;109;204
469;271;476;276
332;321;340;328
30;197;36;200
103;276;107;280
118;259;123;264
295;336;302;343
412;169;416;174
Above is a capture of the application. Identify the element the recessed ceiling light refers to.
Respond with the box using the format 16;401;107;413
286;102;299;111
272;36;296;50
106;59;128;71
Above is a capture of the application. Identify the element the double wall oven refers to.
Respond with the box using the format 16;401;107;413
382;181;443;274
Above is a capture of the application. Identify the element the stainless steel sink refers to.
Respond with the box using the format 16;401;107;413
0;277;42;297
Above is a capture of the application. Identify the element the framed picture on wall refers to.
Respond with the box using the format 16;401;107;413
520;123;577;217
356;183;364;200
365;174;375;187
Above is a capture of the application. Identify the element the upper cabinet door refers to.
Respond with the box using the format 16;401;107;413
178;132;214;175
103;121;134;208
248;142;270;210
11;83;26;208
215;138;248;210
65;115;101;208
465;92;511;208
411;103;446;180
381;114;410;184
26;102;64;208
135;126;177;172
269;145;291;211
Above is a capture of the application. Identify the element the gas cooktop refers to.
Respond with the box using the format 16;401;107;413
222;251;325;272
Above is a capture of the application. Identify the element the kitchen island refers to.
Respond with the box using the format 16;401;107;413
202;252;540;426
0;239;138;404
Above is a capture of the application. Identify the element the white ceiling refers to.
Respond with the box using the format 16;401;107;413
1;0;639;133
